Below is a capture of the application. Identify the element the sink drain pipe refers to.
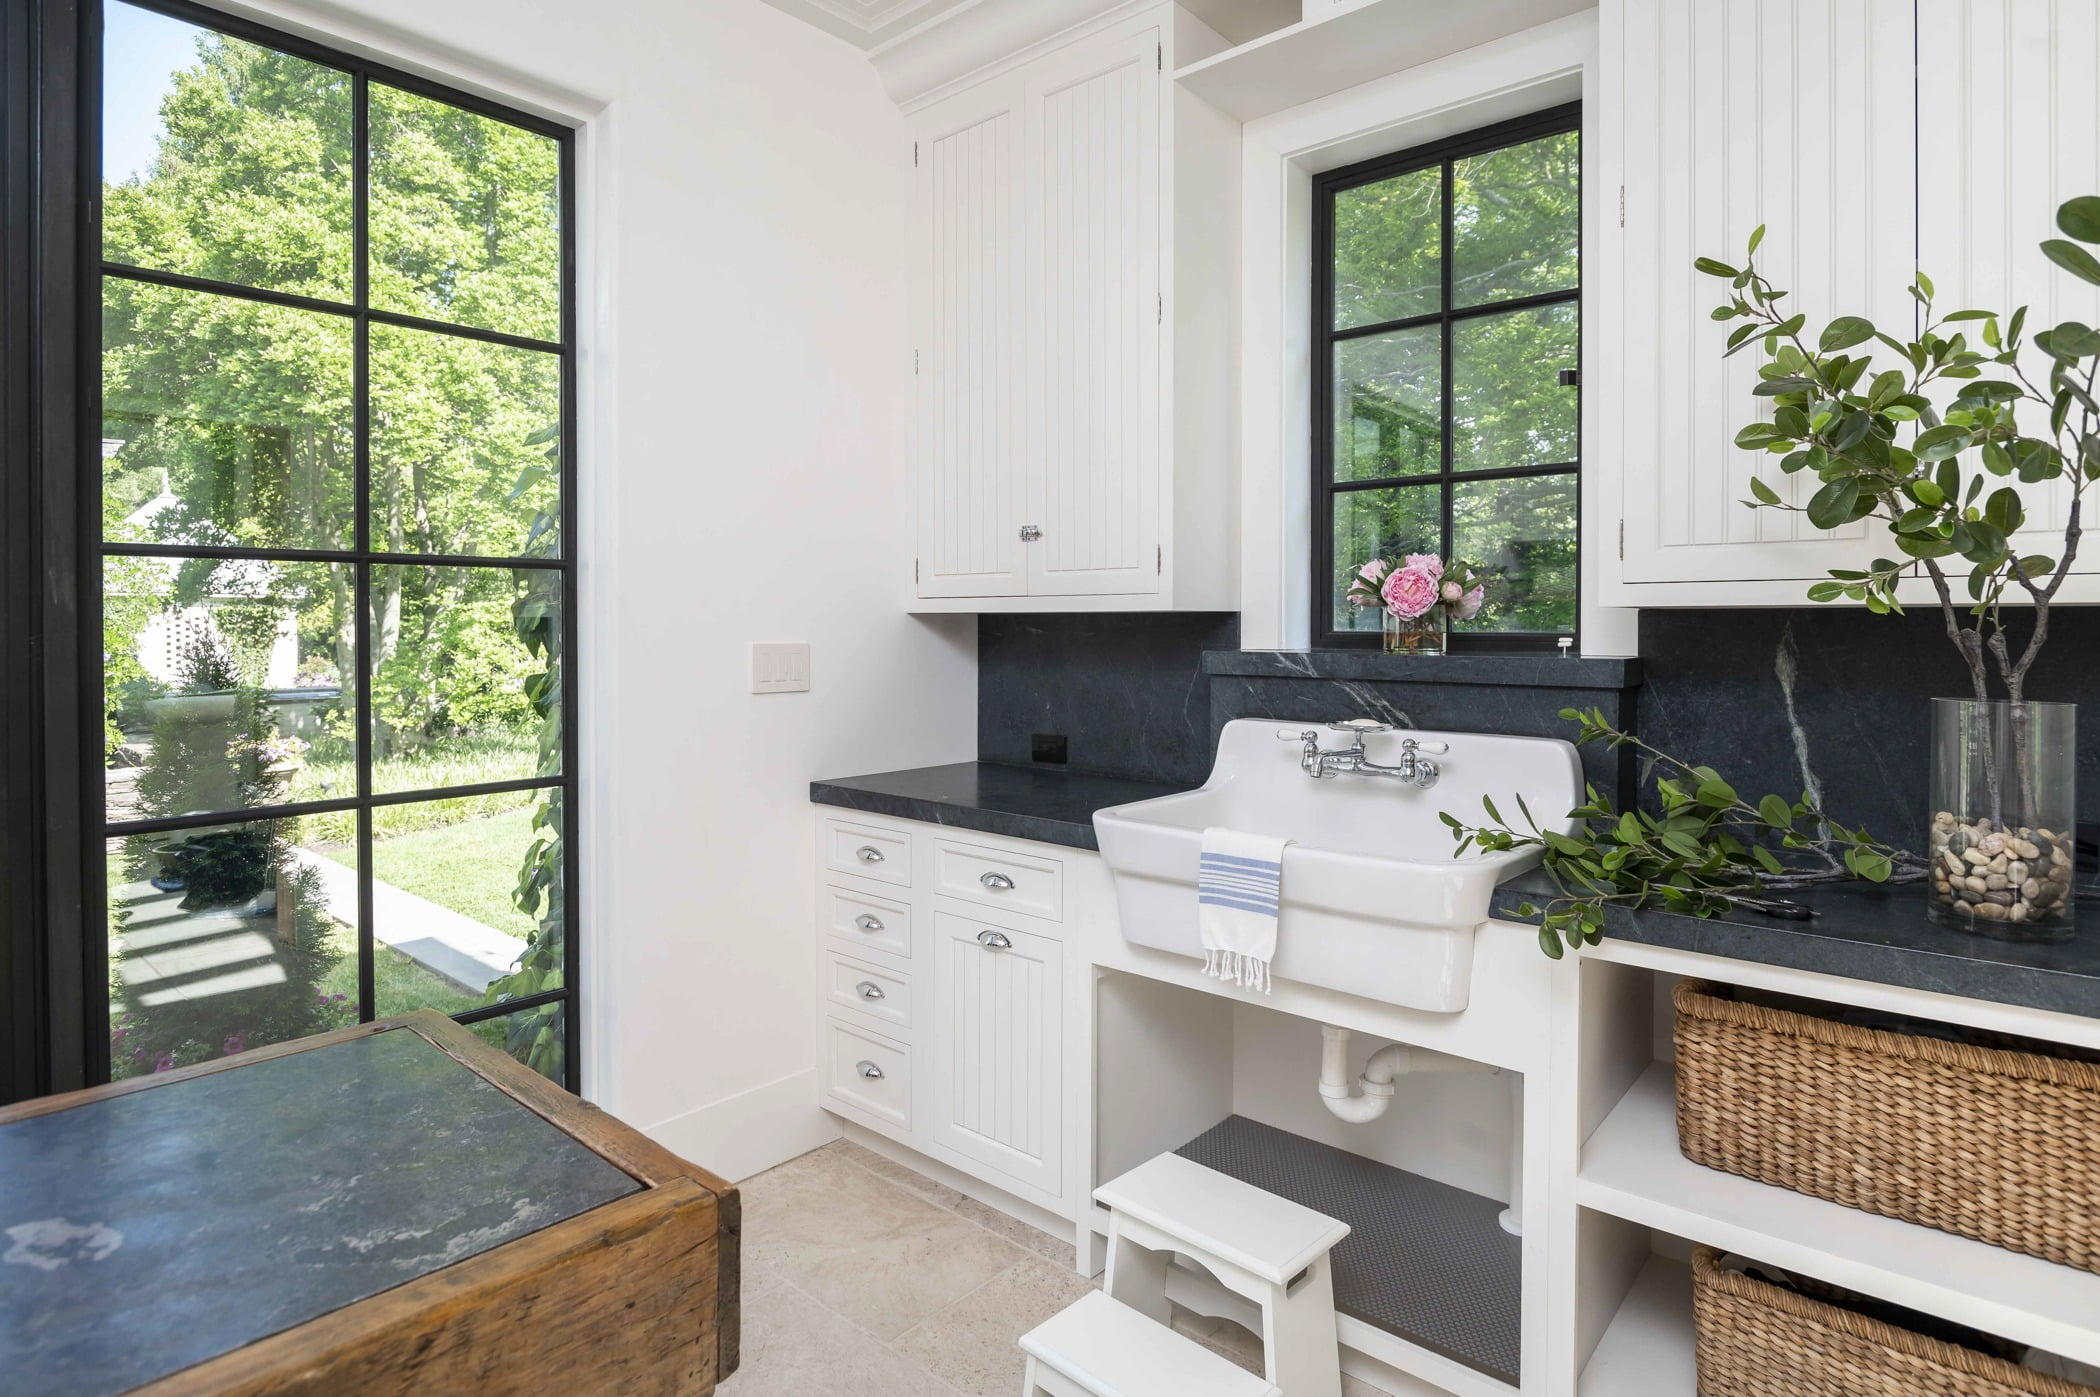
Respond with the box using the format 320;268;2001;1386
1318;1024;1525;1236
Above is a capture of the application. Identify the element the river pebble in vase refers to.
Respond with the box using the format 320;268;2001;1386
1926;699;2077;941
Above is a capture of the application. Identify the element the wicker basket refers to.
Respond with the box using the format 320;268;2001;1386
1673;979;2100;1274
1692;1246;2096;1397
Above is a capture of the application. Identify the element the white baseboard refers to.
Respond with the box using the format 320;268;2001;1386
644;1069;838;1183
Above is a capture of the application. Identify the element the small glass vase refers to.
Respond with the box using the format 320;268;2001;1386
1926;698;2077;941
1382;609;1445;656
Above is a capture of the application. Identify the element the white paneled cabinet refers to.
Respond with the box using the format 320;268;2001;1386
1601;0;2100;606
932;912;1064;1197
907;7;1238;611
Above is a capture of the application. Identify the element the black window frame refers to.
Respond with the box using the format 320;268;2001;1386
3;0;581;1098
1310;102;1583;652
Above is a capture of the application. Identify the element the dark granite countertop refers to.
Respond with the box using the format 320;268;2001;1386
811;761;1190;851
1203;649;1640;689
1494;872;2100;1020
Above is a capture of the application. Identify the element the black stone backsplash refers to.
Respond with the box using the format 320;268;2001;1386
978;608;2100;848
977;612;1239;786
1638;608;2100;851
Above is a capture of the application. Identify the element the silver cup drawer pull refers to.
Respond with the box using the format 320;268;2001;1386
854;913;885;932
977;929;1013;949
979;871;1015;891
856;1059;884;1080
855;845;886;864
856;981;886;1001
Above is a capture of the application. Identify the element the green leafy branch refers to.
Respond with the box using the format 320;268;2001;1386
1443;707;1922;960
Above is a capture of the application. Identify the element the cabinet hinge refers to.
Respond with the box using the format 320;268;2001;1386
1157;292;1163;324
915;558;920;583
1618;521;1625;561
913;141;919;168
914;348;919;375
1157;545;1162;574
1157;42;1163;70
1618;185;1625;229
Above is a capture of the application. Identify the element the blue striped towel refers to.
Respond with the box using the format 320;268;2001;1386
1197;827;1293;993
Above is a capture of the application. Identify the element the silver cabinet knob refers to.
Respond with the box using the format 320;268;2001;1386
980;871;1015;891
977;929;1013;949
1019;525;1043;542
855;845;885;864
856;981;885;1001
856;1060;884;1080
854;913;884;932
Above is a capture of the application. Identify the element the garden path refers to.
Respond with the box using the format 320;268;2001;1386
292;850;522;993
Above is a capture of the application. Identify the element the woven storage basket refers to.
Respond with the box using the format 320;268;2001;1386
1673;979;2100;1274
1691;1246;2096;1397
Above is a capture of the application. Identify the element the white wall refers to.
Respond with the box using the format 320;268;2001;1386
230;0;977;1180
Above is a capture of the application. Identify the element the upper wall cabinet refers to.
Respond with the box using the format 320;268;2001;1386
1600;0;1916;604
907;7;1240;612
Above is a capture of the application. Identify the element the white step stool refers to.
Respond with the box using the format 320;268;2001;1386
1095;1152;1350;1397
1020;1290;1281;1397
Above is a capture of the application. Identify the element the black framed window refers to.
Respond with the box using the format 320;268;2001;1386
1312;104;1581;650
85;0;578;1089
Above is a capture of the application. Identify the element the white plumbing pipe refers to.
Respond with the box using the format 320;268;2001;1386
1499;1072;1524;1237
1316;1024;1493;1124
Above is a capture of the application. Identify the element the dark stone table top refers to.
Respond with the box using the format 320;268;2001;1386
810;761;1191;851
0;1029;640;1397
1494;872;2100;1020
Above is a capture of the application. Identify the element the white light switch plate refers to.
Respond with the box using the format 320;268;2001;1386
751;642;811;694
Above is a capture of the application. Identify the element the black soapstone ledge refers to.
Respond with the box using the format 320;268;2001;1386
1201;648;1641;690
810;761;1187;851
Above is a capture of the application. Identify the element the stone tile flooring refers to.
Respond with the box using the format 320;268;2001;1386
718;1138;1396;1397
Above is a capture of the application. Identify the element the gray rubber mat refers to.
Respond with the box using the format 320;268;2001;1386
1175;1114;1521;1386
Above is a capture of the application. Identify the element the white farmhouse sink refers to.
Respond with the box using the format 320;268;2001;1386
1092;719;1583;1012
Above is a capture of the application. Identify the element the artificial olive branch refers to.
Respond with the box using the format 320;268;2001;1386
1443;708;1924;960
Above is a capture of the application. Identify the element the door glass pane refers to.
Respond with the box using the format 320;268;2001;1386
105;557;351;823
109;816;357;1078
1330;486;1440;632
468;1007;565;1082
1334;326;1441;481
1333;165;1441;329
1452;303;1579;472
1451;472;1578;633
370;324;561;557
368;85;561;342
1452;130;1579;309
369;793;564;1027
369;564;560;795
103;283;354;551
102;1;352;300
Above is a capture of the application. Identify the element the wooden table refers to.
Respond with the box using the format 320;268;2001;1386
0;1012;739;1395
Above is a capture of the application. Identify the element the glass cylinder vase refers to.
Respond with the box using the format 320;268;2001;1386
1382;610;1445;656
1926;698;2077;940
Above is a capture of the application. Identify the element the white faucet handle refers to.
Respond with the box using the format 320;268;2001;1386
1409;739;1449;754
1276;727;1318;741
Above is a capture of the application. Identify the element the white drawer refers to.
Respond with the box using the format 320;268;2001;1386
823;1018;911;1130
824;819;912;887
823;885;911;960
825;951;911;1033
933;838;1063;922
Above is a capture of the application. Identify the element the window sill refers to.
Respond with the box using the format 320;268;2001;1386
1201;649;1640;690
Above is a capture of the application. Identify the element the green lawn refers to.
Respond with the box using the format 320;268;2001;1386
320;807;542;941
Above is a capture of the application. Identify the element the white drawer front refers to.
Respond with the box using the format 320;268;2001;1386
823;1018;912;1130
825;819;912;887
933;839;1063;922
825;951;911;1032
824;885;911;960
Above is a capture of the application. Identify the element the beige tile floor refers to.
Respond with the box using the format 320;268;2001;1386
717;1138;1395;1397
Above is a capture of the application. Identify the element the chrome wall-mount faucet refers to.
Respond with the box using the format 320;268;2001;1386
1276;720;1447;788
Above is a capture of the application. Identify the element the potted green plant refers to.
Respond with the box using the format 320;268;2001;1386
1692;197;2100;939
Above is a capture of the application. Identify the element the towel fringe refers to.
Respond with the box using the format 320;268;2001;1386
1202;948;1272;994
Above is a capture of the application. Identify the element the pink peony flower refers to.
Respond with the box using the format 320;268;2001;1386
1404;553;1444;581
1440;579;1463;603
1381;565;1439;619
1347;558;1389;606
1454;585;1485;621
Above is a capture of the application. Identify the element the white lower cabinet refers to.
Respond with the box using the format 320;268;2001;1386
931;912;1064;1198
814;812;1073;1215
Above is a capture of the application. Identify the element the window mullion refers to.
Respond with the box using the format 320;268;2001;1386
1439;157;1455;565
351;70;374;1025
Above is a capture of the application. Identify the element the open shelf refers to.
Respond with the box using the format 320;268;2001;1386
1173;0;1592;122
1177;1114;1521;1387
1577;1065;2100;1368
1578;1256;1694;1397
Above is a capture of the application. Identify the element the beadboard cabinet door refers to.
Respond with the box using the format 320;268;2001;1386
912;78;1029;599
1917;0;2100;584
1022;29;1164;598
1605;0;1917;594
931;913;1064;1199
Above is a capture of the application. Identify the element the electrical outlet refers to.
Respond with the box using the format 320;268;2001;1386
1032;733;1069;765
751;643;810;694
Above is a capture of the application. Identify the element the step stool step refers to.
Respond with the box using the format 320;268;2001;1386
1095;1152;1349;1287
1020;1291;1281;1397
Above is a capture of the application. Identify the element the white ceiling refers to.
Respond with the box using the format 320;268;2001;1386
758;0;982;48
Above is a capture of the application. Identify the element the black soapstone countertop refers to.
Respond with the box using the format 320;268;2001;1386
813;761;2100;1019
0;1028;640;1397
